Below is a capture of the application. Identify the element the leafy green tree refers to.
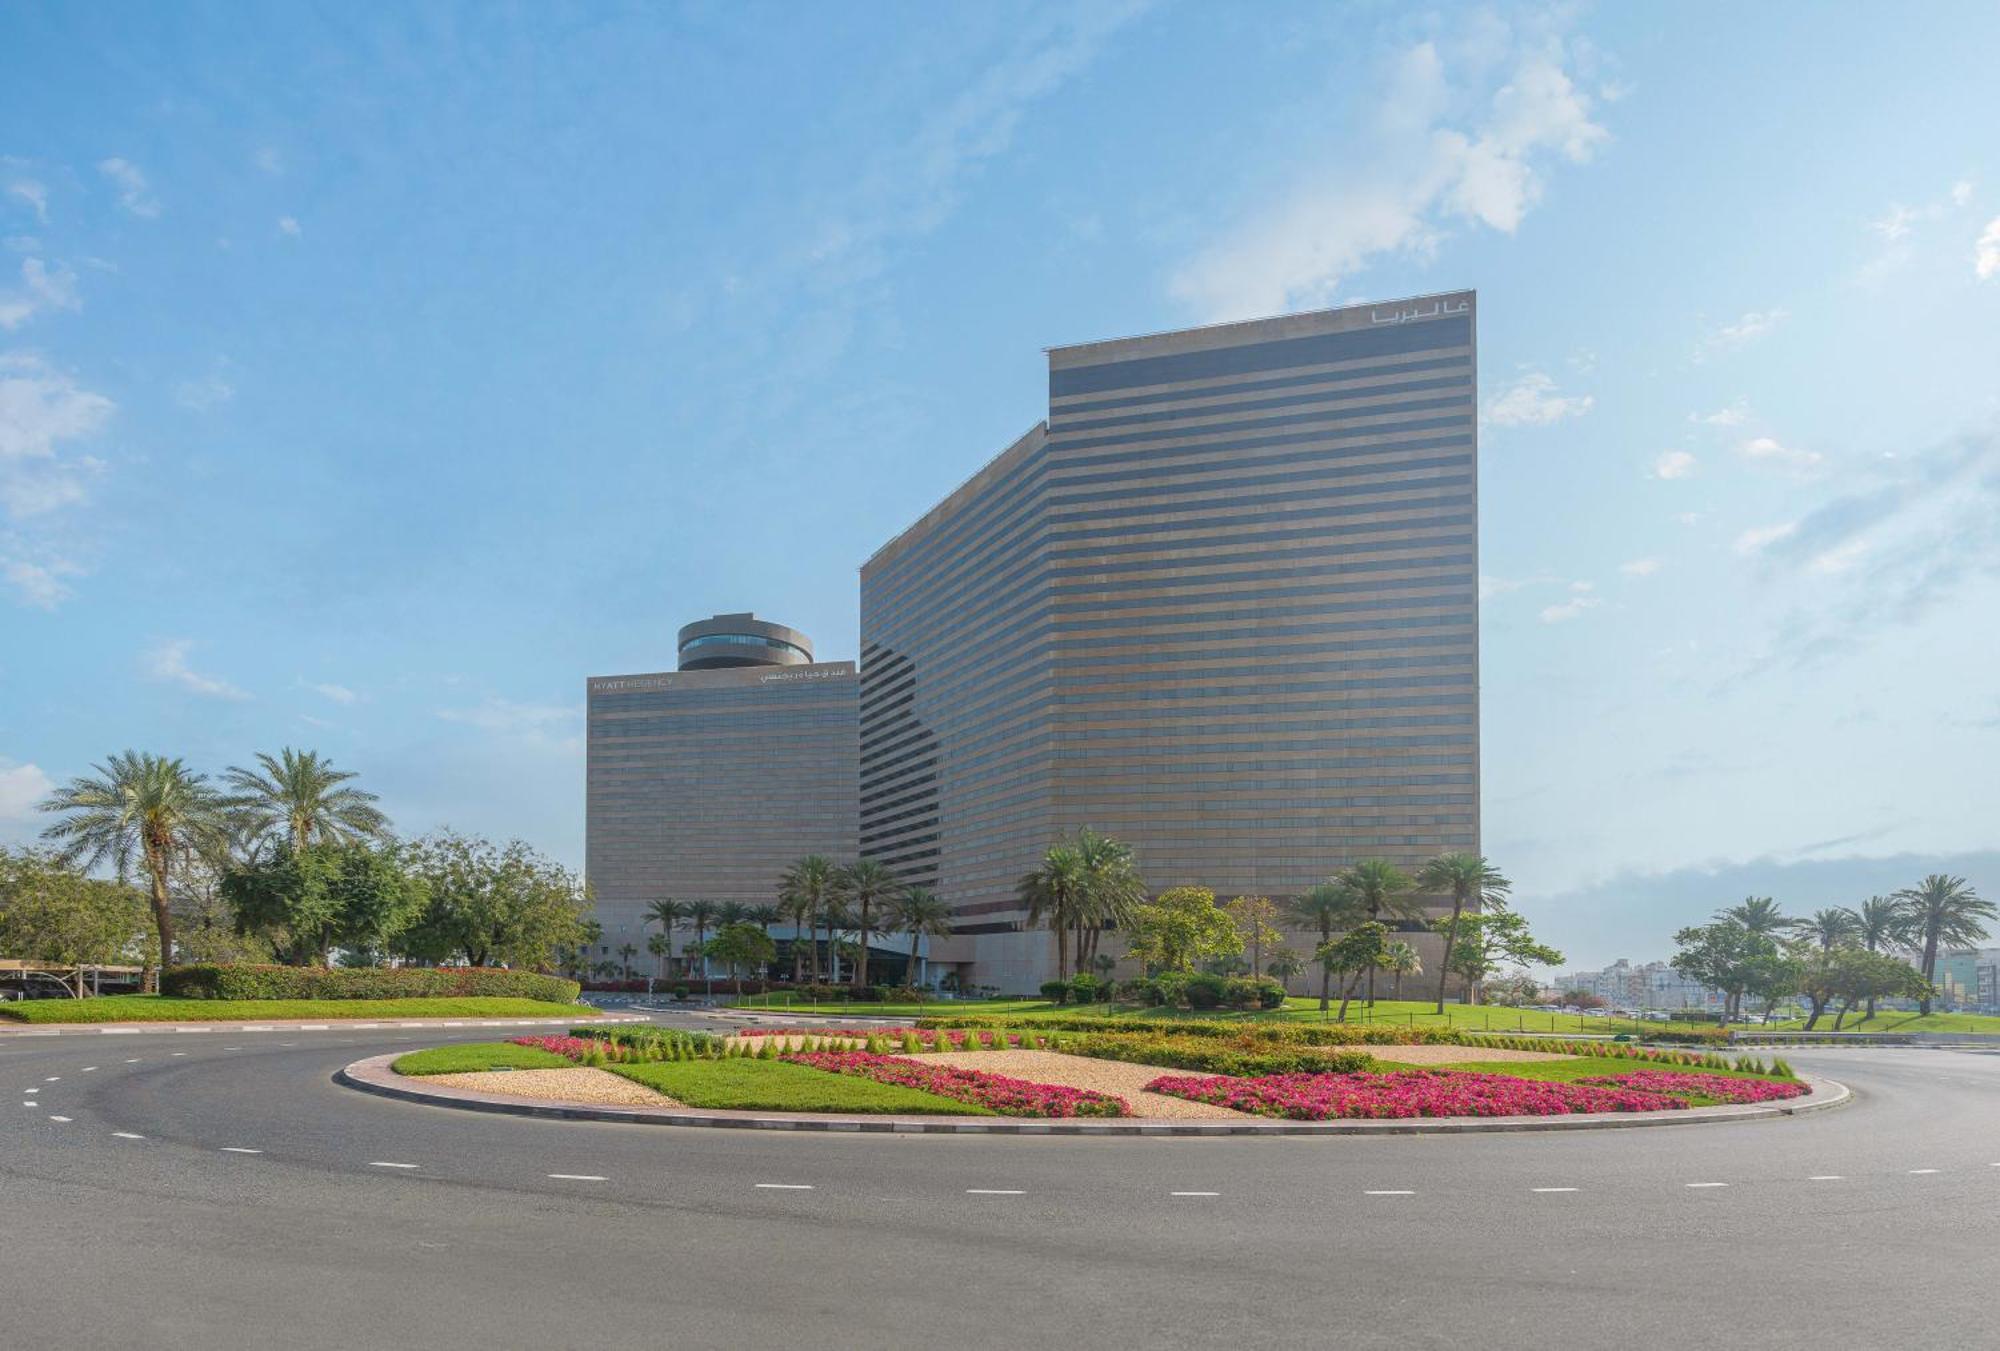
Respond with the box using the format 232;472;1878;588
1125;886;1243;974
1831;951;1930;1029
1418;854;1511;1013
1672;920;1778;1021
1292;880;1363;1012
221;840;428;965
1316;921;1390;1021
704;921;777;993
888;885;953;985
835;859;899;990
1443;909;1563;1004
1337;860;1421;1005
1893;874;1995;1014
399;831;589;969
39;751;234;988
1223;895;1283;978
1265;945;1306;987
779;856;837;982
223;748;389;852
0;848;152;996
1482;971;1543;1006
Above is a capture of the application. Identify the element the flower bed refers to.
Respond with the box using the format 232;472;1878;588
782;1050;1130;1117
1144;1069;1690;1120
1578;1071;1810;1104
1062;1031;1373;1077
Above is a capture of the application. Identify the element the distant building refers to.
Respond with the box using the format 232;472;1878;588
1563;959;1723;1012
584;614;858;969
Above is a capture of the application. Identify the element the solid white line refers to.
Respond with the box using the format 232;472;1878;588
1532;1187;1579;1193
1170;1191;1220;1197
369;1161;419;1169
221;1147;264;1154
1364;1190;1415;1196
47;1115;71;1122
1809;1175;1844;1181
966;1189;1024;1195
549;1173;609;1181
1909;1168;1941;1175
755;1183;814;1190
1686;1182;1729;1189
112;1131;144;1140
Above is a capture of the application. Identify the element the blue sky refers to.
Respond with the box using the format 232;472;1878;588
3;2;1997;970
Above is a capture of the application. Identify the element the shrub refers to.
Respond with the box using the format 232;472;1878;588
1067;1032;1373;1078
916;1014;1467;1047
162;963;580;1004
672;985;689;1001
1040;980;1070;1005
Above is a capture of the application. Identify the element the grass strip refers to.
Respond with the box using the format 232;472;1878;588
607;1057;994;1115
0;995;596;1024
392;1042;577;1075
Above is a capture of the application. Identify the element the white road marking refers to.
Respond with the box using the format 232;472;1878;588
224;1047;241;1051
47;1115;70;1122
23;1088;35;1094
81;1066;96;1072
1809;1175;1844;1181
1364;1190;1415;1196
221;1147;264;1154
44;1076;59;1081
369;1161;419;1169
1532;1187;1579;1193
112;1132;144;1140
125;1058;140;1063
549;1174;608;1182
20;1101;34;1107
966;1189;1024;1195
171;1052;187;1057
1170;1191;1220;1197
1686;1182;1729;1189
755;1183;814;1190
299;1025;329;1031
1909;1168;1941;1175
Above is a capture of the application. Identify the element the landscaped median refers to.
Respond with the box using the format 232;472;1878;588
346;1020;1839;1133
0;994;602;1024
0;964;600;1025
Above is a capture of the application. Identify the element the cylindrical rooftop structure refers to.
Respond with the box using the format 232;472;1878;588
676;612;814;671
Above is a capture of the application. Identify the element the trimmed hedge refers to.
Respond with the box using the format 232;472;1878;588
1061;1031;1373;1077
915;1014;1467;1046
162;964;581;1004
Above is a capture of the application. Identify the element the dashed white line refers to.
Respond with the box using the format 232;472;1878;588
170;1052;187;1057
221;1147;264;1155
1170;1191;1220;1197
125;1058;140;1063
1532;1187;1579;1193
368;1161;419;1170
1364;1190;1416;1196
1809;1175;1844;1181
112;1131;144;1140
23;1088;36;1095
1909;1168;1941;1175
44;1076;59;1081
549;1173;609;1182
966;1189;1024;1195
47;1115;71;1122
1686;1182;1729;1189
20;1101;35;1108
81;1066;97;1072
755;1183;814;1190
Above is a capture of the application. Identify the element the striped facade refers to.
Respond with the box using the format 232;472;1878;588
584;664;859;962
862;292;1479;991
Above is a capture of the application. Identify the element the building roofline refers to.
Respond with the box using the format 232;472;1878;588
1043;288;1476;360
860;420;1048;574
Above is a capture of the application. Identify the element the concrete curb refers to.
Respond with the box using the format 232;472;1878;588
0;1012;647;1038
336;1052;1851;1137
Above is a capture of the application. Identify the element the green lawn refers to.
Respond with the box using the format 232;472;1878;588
1753;1010;2000;1035
607;1058;993;1115
392;1042;576;1075
0;995;597;1024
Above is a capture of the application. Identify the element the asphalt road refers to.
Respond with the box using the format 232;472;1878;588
4;1015;1996;1349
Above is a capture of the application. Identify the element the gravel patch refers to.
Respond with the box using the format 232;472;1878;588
927;1050;1252;1120
1366;1044;1578;1066
424;1066;678;1107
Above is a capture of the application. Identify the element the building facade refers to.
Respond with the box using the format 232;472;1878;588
862;292;1481;990
1563;959;1725;1012
584;614;858;965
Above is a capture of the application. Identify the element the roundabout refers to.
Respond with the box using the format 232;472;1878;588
5;1011;1996;1348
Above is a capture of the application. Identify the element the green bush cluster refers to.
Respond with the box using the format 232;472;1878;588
571;1025;723;1057
1118;973;1286;1010
916;1014;1465;1046
1039;974;1115;1005
778;983;935;1003
163;963;580;1003
1061;1031;1372;1077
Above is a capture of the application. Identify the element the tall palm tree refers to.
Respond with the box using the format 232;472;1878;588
1018;843;1086;982
1293;879;1362;1012
1894;875;1995;1015
643;899;686;973
820;899;854;984
684;900;719;978
1793;907;1859;951
888;885;954;985
1717;896;1788;937
1337;859;1420;1005
716;901;751;929
39;752;233;989
616;943;638;979
222;748;388;852
836;859;899;991
645;931;672;979
1071;828;1146;972
1418;853;1511;1014
1384;941;1422;1000
780;856;837;983
747;904;780;933
1846;895;1907;1019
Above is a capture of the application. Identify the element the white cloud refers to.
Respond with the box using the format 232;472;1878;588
308;681;357;705
1;554;79;607
1696;308;1785;360
1675;511;1702;526
1734;522;1798;555
1977;217;2000;281
0;258;81;331
438;698;580;741
1692;400;1748;427
277;215;301;238
1620;557;1661;577
1170;26;1609;319
1482;370;1593;428
97;158;159;218
144;639;249;700
1951;180;1974;207
1539;594;1600;623
6;180;48;224
1739;435;1822;471
0;757;53;820
0;354;113;525
1871;203;1919;244
174;371;234;411
253;147;283;175
1652;450;1698;480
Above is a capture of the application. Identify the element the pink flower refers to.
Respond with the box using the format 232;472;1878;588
781;1051;1128;1118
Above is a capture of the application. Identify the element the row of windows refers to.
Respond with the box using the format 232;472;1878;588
1053;370;1472;435
1048;352;1471;420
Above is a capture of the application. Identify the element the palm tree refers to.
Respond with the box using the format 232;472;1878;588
1717;896;1788;937
1846;895;1907;1019
1070;829;1146;973
1793;907;1859;951
836;859;899;991
222;748;388;852
716;901;751;930
747;904;780;933
1894;875;1995;1015
1266;946;1306;988
1293;880;1362;1012
684;900;719;978
616;943;638;979
888;885;954;986
643;899;685;973
820;899;854;984
40;752;233;989
646;931;672;979
1337;859;1420;1005
780;856;837;983
1384;941;1422;1000
1418;853;1511;1014
1018;843;1086;982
